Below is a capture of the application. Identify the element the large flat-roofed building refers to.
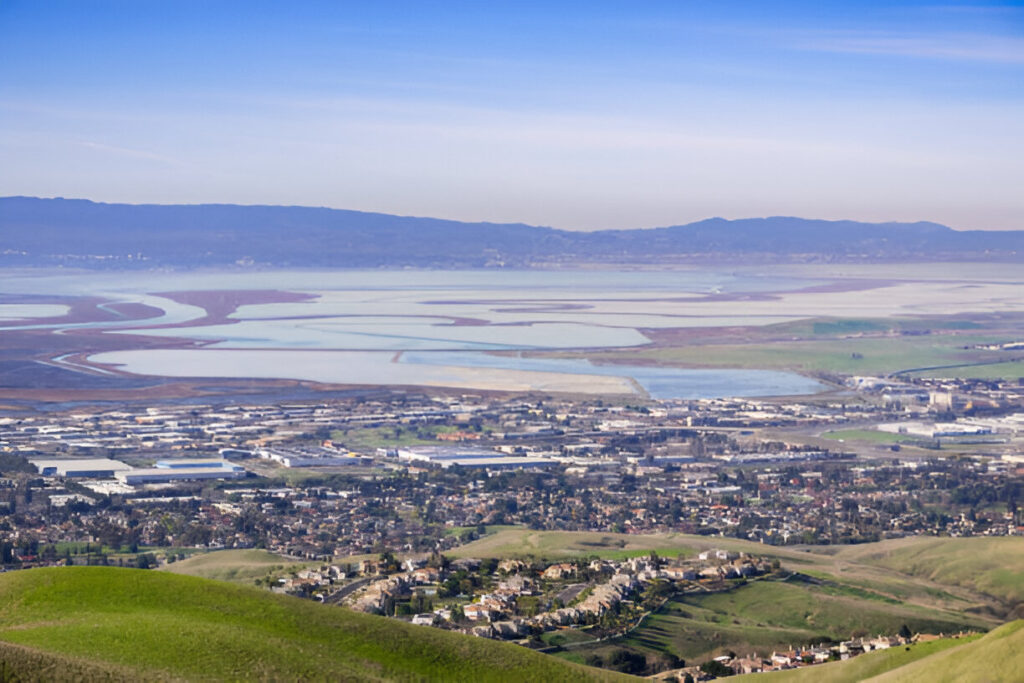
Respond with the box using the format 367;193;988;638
115;464;246;485
397;446;497;464
154;459;238;469
443;456;557;470
30;458;133;478
256;447;371;468
396;447;556;470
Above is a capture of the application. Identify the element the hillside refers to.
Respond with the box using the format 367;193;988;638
3;197;1023;267
731;620;1024;683
449;528;1012;667
449;529;1016;623
0;567;630;682
160;548;320;585
831;536;1024;610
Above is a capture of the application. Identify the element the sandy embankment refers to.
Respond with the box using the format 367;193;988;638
87;349;639;396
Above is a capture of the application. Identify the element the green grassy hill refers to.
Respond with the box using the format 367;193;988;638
731;620;1023;683
832;537;1024;609
449;529;1016;617
452;529;1016;667
0;567;631;682
160;548;319;584
555;574;988;670
872;620;1024;683
629;578;985;660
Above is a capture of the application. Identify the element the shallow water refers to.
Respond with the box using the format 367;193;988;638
400;351;826;399
6;268;834;398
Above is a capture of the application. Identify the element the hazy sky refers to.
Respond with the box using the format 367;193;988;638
2;1;1023;230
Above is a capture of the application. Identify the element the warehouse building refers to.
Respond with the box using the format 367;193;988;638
115;463;246;485
396;447;556;470
30;457;132;478
154;458;239;469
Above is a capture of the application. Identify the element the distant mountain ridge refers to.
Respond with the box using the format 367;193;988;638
2;196;1021;268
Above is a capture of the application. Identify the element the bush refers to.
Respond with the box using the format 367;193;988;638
607;648;647;674
700;659;734;677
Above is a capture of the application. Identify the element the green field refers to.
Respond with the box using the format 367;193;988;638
160;548;320;584
905;360;1024;379
832;536;1024;607
331;425;479;449
622;337;1004;376
871;620;1023;683
449;529;1020;668
565;314;1024;378
0;567;631;681
542;628;600;647
562;577;986;665
448;529;1022;612
732;620;1024;683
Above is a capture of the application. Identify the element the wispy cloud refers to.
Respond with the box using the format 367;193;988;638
78;141;185;168
800;32;1024;64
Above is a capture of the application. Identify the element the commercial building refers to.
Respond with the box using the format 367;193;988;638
396;446;556;470
257;448;371;468
29;457;133;478
154;458;238;469
115;463;246;485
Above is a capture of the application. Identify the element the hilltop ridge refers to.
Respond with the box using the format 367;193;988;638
2;196;1021;268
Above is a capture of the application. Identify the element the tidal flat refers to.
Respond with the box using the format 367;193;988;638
2;265;1021;399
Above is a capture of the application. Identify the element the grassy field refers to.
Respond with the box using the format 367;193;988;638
449;528;1019;667
731;620;1024;683
573;320;1024;378
820;429;919;444
871;619;1023;683
586;336;969;374
0;567;632;682
904;360;1024;379
450;529;1021;612
832;536;1024;607
563;577;986;665
0;640;140;681
542;628;600;647
160;548;319;585
447;529;702;561
330;425;473;450
449;528;851;567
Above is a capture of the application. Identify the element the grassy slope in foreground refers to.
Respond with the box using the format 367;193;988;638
0;567;631;682
731;620;1023;683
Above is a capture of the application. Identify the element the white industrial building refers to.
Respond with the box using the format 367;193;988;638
257;448;371;468
30;458;133;478
115;463;246;485
877;421;995;439
396;446;556;470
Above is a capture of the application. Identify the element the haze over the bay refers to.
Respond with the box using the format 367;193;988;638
2;1;1023;230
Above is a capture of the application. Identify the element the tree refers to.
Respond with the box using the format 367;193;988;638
700;659;734;677
899;624;912;639
607;648;646;674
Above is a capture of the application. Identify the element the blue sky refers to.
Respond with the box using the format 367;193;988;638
2;1;1022;229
